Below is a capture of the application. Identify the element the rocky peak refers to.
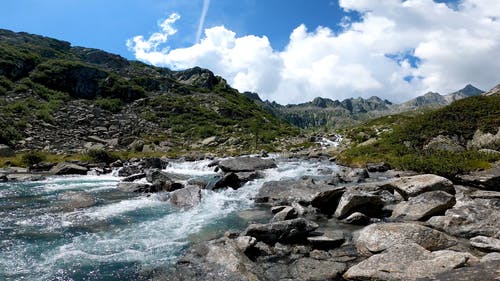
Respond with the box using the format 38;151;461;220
172;66;219;89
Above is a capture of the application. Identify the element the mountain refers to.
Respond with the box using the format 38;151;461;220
248;84;484;129
0;29;296;154
483;84;500;96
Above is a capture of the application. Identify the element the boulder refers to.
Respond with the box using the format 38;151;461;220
122;173;146;182
58;191;97;210
467;128;500;150
242;218;319;244
213;172;241;190
116;182;151;193
456;162;500;191
117;165;142;177
145;168;170;183
366;162;391;172
480;252;500;262
235;236;257;253
334;167;370;183
382;174;454;199
310;186;345;214
307;233;345;250
424;135;465;152
49;162;88;175
254;178;332;205
355;222;458;255
344;243;472;281
334;191;384;219
417;260;500;281
271;206;298;222
470;236;500;252
391;191;456;221
288;258;346;280
0;144;15;157
168;186;201;208
342;212;370;225
218;157;276;172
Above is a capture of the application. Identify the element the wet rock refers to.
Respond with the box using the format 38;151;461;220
238;209;273;223
417;260;500;281
344;243;472;281
116;182;151;193
342;212;370;225
271;206;287;214
150;179;183;193
235;171;262;182
456;162;500;191
143;157;167;169
366;162;391;172
307;233;345;250
0;144;15;157
355;222;458;255
470;236;500;252
122;173;146;182
235;236;257;253
0;173;7;182
169;186;201;208
213;172;241;190
254;178;332;205
271;206;298;222
392;191;456;221
145;168;170;183
49;162;88;175
243;218;319;244
5;173;46;181
334;191;384;219
335;167;370;183
383;174;454;199
288;258;346;280
310;186;345;214
218;157;276;172
58;191;97;210
117;165;142;177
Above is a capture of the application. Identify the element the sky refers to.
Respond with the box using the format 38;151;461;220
1;0;499;104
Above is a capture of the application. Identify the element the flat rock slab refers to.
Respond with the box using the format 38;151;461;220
416;260;500;281
243;218;318;244
49;162;88;175
218;157;276;172
355;222;457;255
344;243;472;281
392;191;456;221
254;179;333;205
470;235;500;252
457;162;500;191
383;174;454;199
289;258;346;280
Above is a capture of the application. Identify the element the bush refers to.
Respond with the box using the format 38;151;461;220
95;98;123;113
21;151;46;167
85;149;117;164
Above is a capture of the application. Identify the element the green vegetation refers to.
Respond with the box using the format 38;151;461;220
21;151;46;166
340;95;500;177
95;98;123;113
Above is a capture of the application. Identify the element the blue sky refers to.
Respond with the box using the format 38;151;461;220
1;0;498;104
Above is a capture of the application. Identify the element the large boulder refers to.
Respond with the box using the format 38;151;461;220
382;174;454;199
354;222;458;255
49;162;88;175
254;178;332;205
391;191;456;221
467;128;500;150
470;236;500;252
334;191;385;219
344;243;472;281
417;260;500;281
0;144;15;157
168;186;201;208
423;135;465;152
242;218;319;244
288;258;346;280
310;187;345;214
218;157;276;172
213;172;241;190
456;162;500;191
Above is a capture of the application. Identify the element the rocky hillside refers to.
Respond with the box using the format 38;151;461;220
246;84;484;129
0;29;296;154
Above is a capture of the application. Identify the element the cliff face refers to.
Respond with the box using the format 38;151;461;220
0;29;295;153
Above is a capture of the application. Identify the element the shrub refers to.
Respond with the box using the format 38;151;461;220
21;151;46;167
95;98;123;113
85;149;117;164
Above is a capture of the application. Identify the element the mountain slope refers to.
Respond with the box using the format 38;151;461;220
0;29;296;154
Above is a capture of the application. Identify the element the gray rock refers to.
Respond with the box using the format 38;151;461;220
457;162;500;191
424;135;465;152
235;236;257;253
254;178;332;205
336;167;370;183
122;173;146;182
289;258;346;280
145;168;170;183
467;128;500;150
116;182;151;193
213;172;241;190
307;234;345;250
366;162;391;172
334;191;384;219
355;222;458;255
383;174;454;199
218;157;276;172
392;191;456;221
243;218;319;244
470;236;500;252
342;212;370;225
417;260;500;281
0;144;15;157
271;206;298;222
310;186;345;214
344;243;472;281
58;191;97;211
480;252;500;262
49;162;88;175
117;165;142;177
169;186;201;208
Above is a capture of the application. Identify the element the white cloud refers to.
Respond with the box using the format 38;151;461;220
127;0;500;104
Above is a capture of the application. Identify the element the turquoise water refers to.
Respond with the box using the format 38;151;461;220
0;158;338;280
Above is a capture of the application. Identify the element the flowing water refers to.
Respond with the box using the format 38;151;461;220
0;158;339;280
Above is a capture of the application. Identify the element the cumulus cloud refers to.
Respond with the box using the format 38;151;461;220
127;0;500;104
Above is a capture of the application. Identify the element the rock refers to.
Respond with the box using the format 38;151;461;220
467;128;500;150
310;187;345;214
58;191;97;211
392;191;456;221
29;161;56;172
143;157;166;169
218;157;276;172
383;174;454;199
334;191;384;219
213;172;241;190
366;162;391;172
49;162;88;175
271;206;287;214
116;182;151;193
307;234;345;250
145;168;170;183
117;165;142;177
169;186;201;208
336;167;370;183
271;206;298;222
235;236;257;253
0;144;15;157
110;159;123;168
355;222;458;255
344;243;472;281
235;171;262;182
0;173;7;182
201;136;218;146
254;178;332;205
424;135;465;152
150;179;184;192
5;173;46;181
470;236;500;252
456;162;500;191
342;212;370;225
122;173;146;182
417;260;500;281
480;252;500;262
243;218;319;244
289;258;346;280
